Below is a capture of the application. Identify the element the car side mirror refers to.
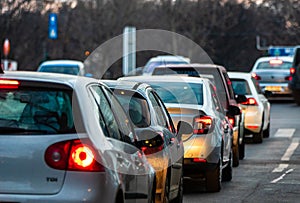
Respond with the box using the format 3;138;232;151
235;94;248;104
263;90;272;98
227;105;241;116
177;121;193;138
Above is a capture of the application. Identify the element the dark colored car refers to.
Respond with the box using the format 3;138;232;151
289;46;300;105
152;64;245;166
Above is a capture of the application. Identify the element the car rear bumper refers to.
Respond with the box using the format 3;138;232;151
259;83;291;95
183;158;219;178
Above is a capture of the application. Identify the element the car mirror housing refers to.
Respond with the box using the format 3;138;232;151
235;94;248;104
177;121;193;138
227;105;241;116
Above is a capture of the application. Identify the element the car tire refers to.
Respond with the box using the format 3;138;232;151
222;149;232;182
163;174;170;203
292;90;300;105
239;139;245;160
172;172;183;203
263;122;270;138
232;144;239;167
205;159;222;192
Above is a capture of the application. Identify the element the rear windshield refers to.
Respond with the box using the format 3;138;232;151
256;61;292;70
144;61;189;74
153;67;227;109
39;65;80;75
149;82;204;105
231;79;251;95
0;87;74;134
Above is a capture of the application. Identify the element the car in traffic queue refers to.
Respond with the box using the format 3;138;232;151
151;64;245;166
0;71;156;203
103;79;192;202
250;56;293;97
289;46;300;105
119;75;239;192
37;59;92;77
142;55;190;76
228;72;271;143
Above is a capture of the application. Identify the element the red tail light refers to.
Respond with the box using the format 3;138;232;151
290;67;296;75
251;73;261;81
285;76;293;81
45;139;105;172
193;158;207;163
241;98;258;106
193;116;213;134
0;79;20;89
228;117;235;127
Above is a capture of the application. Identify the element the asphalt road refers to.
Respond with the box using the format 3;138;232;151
183;100;300;203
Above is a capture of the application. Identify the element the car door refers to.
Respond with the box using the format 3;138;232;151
148;90;183;193
88;85;152;201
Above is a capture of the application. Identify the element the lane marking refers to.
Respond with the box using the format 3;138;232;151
274;128;295;138
281;138;299;161
271;169;294;184
272;164;289;173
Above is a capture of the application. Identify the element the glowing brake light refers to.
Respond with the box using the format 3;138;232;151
269;59;283;65
45;139;104;172
251;73;261;81
193;158;207;163
228;117;235;127
241;98;258;106
290;67;296;75
193;116;213;134
0;79;20;89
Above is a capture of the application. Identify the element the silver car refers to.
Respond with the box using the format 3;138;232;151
119;75;237;192
0;71;155;203
250;56;293;96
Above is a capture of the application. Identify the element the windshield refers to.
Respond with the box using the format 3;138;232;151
256;61;292;70
39;65;80;75
150;82;203;105
0;88;74;134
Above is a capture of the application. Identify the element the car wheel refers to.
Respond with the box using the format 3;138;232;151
292;90;300;105
239;138;245;160
263;122;270;138
205;159;222;192
232;143;239;167
222;149;232;182
172;172;183;203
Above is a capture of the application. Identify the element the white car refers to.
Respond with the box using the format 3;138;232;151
37;60;91;77
228;72;271;143
250;56;293;96
0;71;155;203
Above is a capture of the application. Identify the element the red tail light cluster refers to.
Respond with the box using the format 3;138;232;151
251;73;261;81
227;117;235;127
241;98;258;106
0;79;20;89
45;139;105;172
290;67;296;75
193;116;213;134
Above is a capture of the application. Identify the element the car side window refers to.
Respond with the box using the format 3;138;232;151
210;84;224;114
89;85;122;140
148;91;169;128
251;78;263;94
222;71;235;100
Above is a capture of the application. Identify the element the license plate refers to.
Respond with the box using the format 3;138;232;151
265;86;282;92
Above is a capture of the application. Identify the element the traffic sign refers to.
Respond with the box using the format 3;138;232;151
268;47;295;56
48;13;58;39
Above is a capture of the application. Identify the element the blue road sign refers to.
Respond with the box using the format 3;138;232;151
48;13;58;39
268;47;295;56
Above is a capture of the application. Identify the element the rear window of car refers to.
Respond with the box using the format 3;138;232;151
0;86;74;134
144;61;189;74
256;60;292;70
231;79;252;95
153;67;228;109
39;65;80;75
149;82;204;105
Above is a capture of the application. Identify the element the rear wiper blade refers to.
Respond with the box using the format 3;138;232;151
0;127;48;134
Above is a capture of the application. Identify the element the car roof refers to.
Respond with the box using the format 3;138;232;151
119;75;210;85
154;63;226;70
39;60;84;66
147;55;190;62
254;56;293;63
228;72;252;80
0;71;98;88
102;79;150;93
